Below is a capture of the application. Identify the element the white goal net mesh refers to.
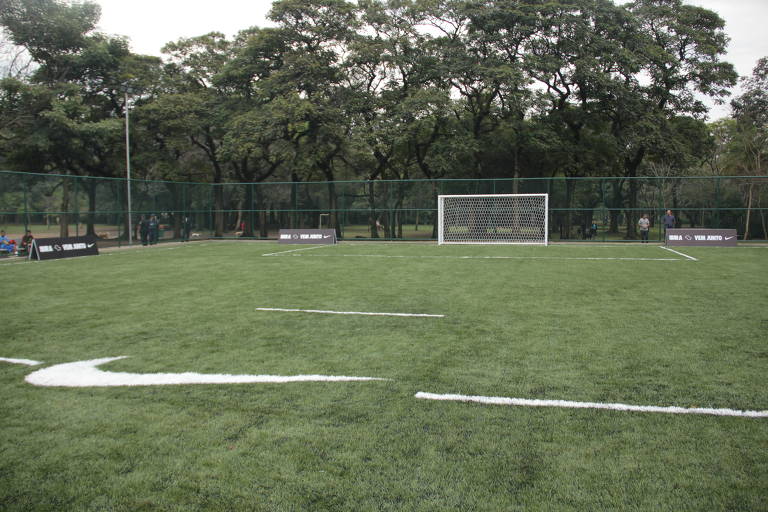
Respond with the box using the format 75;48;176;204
438;194;548;245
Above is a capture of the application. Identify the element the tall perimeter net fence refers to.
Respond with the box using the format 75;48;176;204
1;171;767;245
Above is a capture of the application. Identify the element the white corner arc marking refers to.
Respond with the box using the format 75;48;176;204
414;392;768;418
25;357;388;387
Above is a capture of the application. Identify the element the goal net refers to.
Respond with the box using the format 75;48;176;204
438;194;549;245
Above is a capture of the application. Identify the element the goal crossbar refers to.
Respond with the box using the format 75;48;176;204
438;194;549;245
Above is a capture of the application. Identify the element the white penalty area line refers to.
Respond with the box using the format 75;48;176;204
271;253;682;262
659;245;699;261
415;392;767;418
261;245;336;257
256;307;445;318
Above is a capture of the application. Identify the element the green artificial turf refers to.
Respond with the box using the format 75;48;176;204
1;241;766;511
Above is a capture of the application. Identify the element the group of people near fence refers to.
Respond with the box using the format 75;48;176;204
0;229;34;256
138;215;160;246
638;210;676;243
137;215;193;245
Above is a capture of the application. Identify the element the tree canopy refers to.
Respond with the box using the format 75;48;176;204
0;0;761;237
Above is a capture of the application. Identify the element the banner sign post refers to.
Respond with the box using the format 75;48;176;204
278;229;337;245
29;236;99;261
666;228;737;247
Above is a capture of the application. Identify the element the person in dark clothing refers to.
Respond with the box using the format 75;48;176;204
181;216;192;242
662;210;676;235
18;230;34;256
148;215;159;245
139;216;150;246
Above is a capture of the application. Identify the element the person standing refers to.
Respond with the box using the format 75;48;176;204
139;216;150;246
662;210;676;233
638;213;650;243
148;215;159;245
181;215;192;242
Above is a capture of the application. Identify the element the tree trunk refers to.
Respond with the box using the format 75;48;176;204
244;186;254;237
431;181;439;239
86;180;97;237
327;180;339;238
255;186;268;238
213;184;224;237
744;182;754;240
563;179;576;240
368;181;379;238
609;180;622;233
59;176;70;238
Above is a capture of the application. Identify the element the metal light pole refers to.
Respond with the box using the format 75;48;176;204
124;86;133;245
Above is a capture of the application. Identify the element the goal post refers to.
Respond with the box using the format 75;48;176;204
438;194;549;245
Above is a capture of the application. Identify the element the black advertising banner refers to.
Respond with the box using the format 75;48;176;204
666;229;738;247
278;229;337;244
29;236;99;261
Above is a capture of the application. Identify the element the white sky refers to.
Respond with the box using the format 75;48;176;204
95;0;767;120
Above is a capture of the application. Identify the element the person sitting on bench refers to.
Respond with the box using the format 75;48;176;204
0;230;16;255
18;230;33;256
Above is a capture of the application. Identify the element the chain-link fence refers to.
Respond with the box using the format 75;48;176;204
2;171;767;244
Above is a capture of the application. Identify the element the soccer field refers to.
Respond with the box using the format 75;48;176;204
1;241;767;511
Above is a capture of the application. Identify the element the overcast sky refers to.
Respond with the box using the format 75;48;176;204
95;0;767;120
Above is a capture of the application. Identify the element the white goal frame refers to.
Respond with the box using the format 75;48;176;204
438;193;549;245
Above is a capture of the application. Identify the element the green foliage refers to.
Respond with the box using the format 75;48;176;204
0;0;755;238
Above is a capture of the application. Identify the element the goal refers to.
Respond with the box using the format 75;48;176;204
438;194;549;245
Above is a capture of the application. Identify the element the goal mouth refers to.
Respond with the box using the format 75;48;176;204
438;194;549;245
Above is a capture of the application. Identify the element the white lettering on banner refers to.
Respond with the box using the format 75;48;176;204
669;235;682;240
74;243;87;249
40;246;53;253
279;234;292;239
63;244;74;250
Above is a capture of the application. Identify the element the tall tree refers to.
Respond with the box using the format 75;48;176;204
730;57;768;239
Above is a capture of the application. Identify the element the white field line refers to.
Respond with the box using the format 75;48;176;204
262;245;336;257
659;246;699;261
256;307;444;318
25;357;389;387
270;253;682;262
0;357;43;366
0;259;32;266
415;392;768;418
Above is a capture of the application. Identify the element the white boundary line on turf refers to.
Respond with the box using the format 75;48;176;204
659;245;699;261
414;392;768;418
262;245;336;257
271;253;682;262
0;357;43;366
256;307;445;318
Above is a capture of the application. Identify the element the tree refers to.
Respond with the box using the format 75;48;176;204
265;0;360;237
1;0;163;237
730;57;768;239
